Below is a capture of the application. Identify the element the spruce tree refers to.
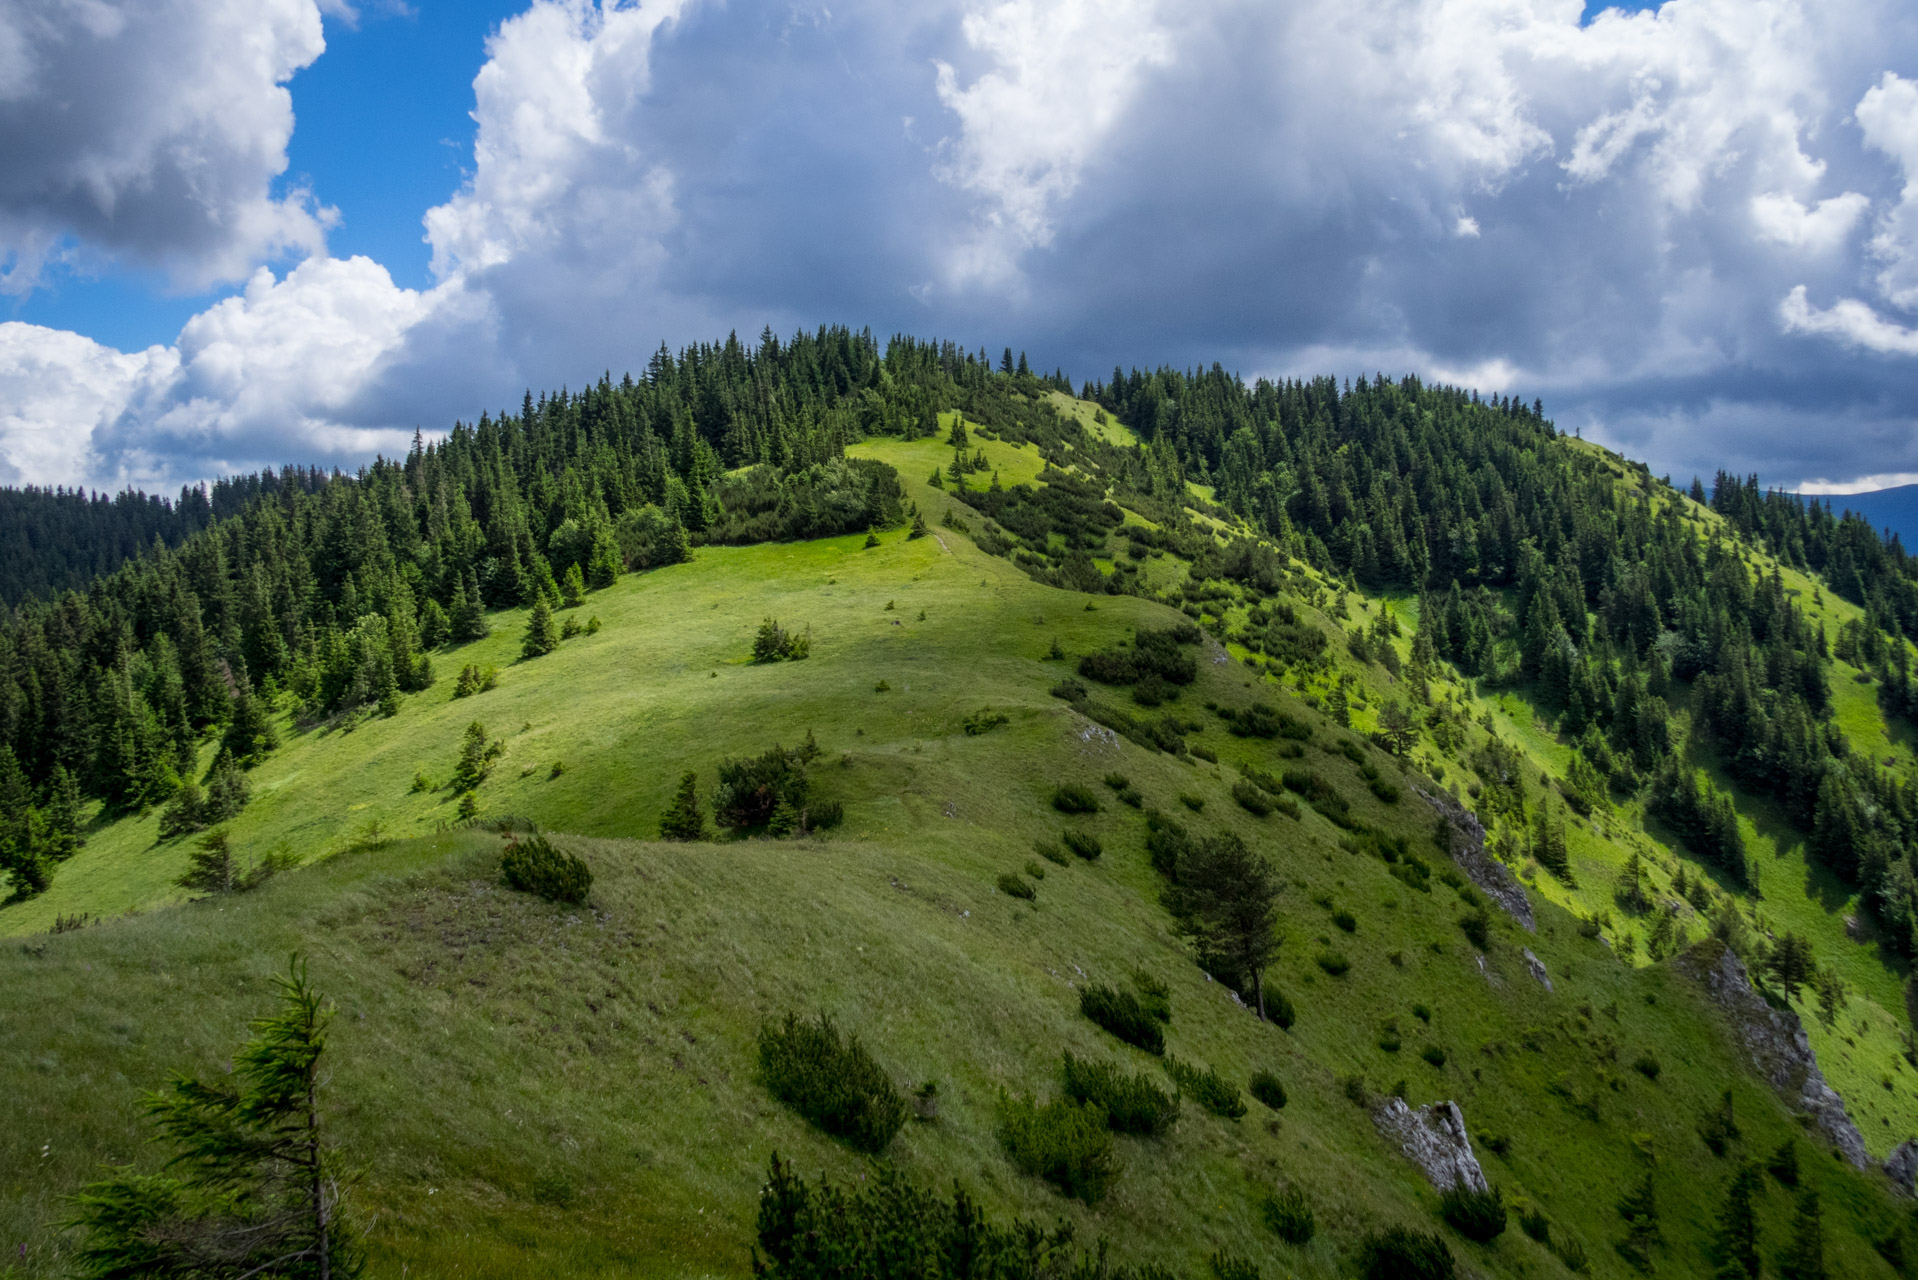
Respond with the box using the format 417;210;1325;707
67;956;357;1279
202;753;250;824
522;598;559;659
177;829;238;896
907;509;928;540
1777;1187;1827;1280
586;527;622;590
452;570;489;643
660;772;706;841
158;778;206;840
1707;1163;1761;1279
221;678;279;767
947;416;969;449
418;597;449;649
452;721;491;792
45;764;82;861
561;562;586;609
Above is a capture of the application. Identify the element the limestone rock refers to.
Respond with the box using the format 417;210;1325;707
1371;1097;1489;1193
1887;1138;1918;1195
1523;948;1553;991
1676;940;1869;1169
1415;784;1534;931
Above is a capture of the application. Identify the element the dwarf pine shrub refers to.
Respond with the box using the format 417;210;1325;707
1263;1185;1315;1245
1358;1227;1455;1280
996;1095;1118;1203
500;835;592;905
1439;1181;1506;1242
1315;949;1351;976
1051;782;1101;813
758;1013;907;1154
1080;984;1164;1054
1062;1052;1179;1136
1232;780;1275;816
1249;1070;1287;1110
1034;839;1070;867
1061;829;1102;860
1166;1057;1246;1119
997;872;1036;901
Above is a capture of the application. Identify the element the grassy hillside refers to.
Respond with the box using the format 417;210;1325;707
5;403;1917;1278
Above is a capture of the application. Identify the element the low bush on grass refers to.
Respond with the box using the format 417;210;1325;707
1518;1203;1550;1243
1024;860;1046;880
1266;988;1296;1029
1062;829;1103;860
1263;1185;1314;1244
1052;782;1101;813
1034;839;1070;867
1631;1052;1661;1081
1232;780;1275;816
997;872;1036;901
1081;984;1164;1055
1439;1181;1507;1242
752;617;811;662
995;1095;1118;1203
1315;949;1351;976
453;663;499;697
1332;907;1358;932
1179;792;1206;812
1131;969;1171;1023
1378;1022;1402;1053
1697;1089;1740;1156
963;708;1009;735
1062;1052;1179;1135
1369;776;1403;804
1358;1227;1455;1280
1166;1057;1246;1119
1421;1045;1448;1069
1104;772;1131;790
499;835;592;904
714;743;811;830
1249;1070;1287;1110
1117;786;1144;807
1209;1253;1260;1280
758;1013;907;1153
1458;907;1491;951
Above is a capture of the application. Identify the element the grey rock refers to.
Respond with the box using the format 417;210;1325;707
1676;940;1869;1169
1372;1097;1489;1192
1887;1139;1918;1195
1415;784;1534;931
1523;948;1552;991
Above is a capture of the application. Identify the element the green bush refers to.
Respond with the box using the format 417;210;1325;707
1263;1185;1315;1245
996;1095;1118;1204
1166;1057;1246;1119
805;798;845;831
1631;1052;1661;1080
1518;1203;1550;1243
1421;1045;1448;1068
1358;1227;1455;1280
1210;1253;1260;1280
1439;1181;1506;1242
1249;1070;1287;1110
963;708;1009;735
1117;786;1143;807
757;1013;906;1153
1369;776;1403;804
1062;1052;1179;1135
1267;988;1296;1029
1103;772;1131;790
1332;907;1358;932
714;743;810;830
997;872;1036;901
1080;984;1164;1054
499;835;592;905
1034;839;1070;867
1061;829;1102;860
1131;969;1171;1023
752;617;811;662
1379;1023;1403;1053
1458;907;1491;951
1232;780;1275;816
1179;792;1206;811
1052;783;1101;813
1315;949;1351;976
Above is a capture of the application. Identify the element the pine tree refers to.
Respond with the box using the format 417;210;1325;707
586;526;622;590
452;569;489;643
202;752;250;824
907;509;928;540
158;778;206;840
177;829;239;896
1777;1187;1827;1280
67;956;357;1279
1707;1163;1761;1279
561;562;586;608
522;598;559;659
452;721;491;792
947;416;969;449
419;597;449;649
45;764;83;861
660;772;706;841
1770;932;1816;1000
1166;834;1282;1022
221;678;279;767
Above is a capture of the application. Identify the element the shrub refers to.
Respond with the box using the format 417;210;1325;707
1051;783;1101;813
1189;743;1218;764
996;1095;1118;1203
1103;772;1131;791
806;799;845;831
454;663;499;697
1050;678;1089;701
1767;1138;1800;1186
753;618;811;662
1458;907;1491;951
714;743;809;830
1554;1233;1589;1273
1062;829;1103;860
1081;984;1164;1054
1379;1023;1402;1053
659;771;707;840
963;708;1010;735
1631;1052;1661;1081
1249;1070;1287;1110
1166;1057;1246;1119
997;872;1036;901
1476;1130;1512;1156
1210;1254;1260;1280
1062;1052;1179;1135
1332;908;1357;932
1412;1002;1432;1023
1369;777;1403;804
758;1013;906;1153
1118;786;1143;807
1439;1181;1506;1242
1266;988;1296;1029
1358;1227;1455;1280
1421;1045;1448;1068
1519;1204;1550;1243
499;835;592;905
1697;1089;1740;1156
1034;839;1070;867
1232;780;1275;816
1025;860;1047;880
1179;792;1206;812
1315;949;1351;976
1263;1186;1315;1245
1131;969;1171;1023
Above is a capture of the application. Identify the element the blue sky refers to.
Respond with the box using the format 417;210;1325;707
2;0;1917;494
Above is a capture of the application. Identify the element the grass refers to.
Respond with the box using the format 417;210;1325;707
3;413;1915;1275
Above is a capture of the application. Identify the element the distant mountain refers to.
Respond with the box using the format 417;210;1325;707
1796;482;1918;548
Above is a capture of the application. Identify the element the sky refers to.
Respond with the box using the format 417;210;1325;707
4;0;1918;496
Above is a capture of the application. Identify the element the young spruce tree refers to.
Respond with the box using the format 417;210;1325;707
67;955;358;1279
660;772;707;841
522;597;559;659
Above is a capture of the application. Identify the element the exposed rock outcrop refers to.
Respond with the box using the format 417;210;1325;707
1371;1097;1489;1192
1522;948;1553;991
1415;784;1534;931
1887;1139;1918;1195
1676;939;1869;1169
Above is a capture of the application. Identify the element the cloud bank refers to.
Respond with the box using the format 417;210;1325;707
9;0;1918;491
